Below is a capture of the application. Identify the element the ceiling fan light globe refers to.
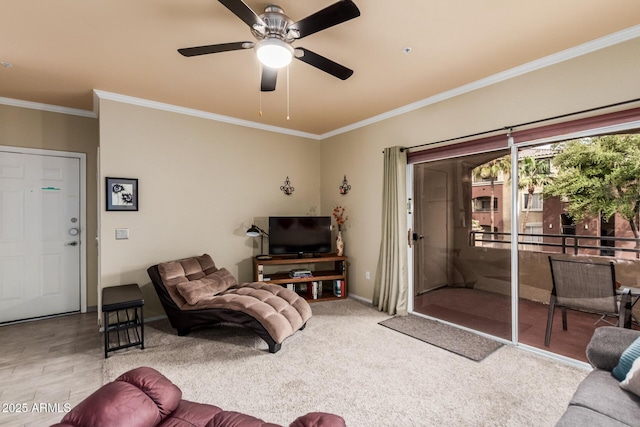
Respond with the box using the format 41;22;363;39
256;39;293;69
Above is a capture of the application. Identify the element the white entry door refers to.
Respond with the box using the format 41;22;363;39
0;151;81;323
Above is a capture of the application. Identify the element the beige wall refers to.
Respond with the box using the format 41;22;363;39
320;37;640;301
0;104;99;309
97;99;320;318
7;36;637;319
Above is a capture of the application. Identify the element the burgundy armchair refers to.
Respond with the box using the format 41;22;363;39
52;367;345;427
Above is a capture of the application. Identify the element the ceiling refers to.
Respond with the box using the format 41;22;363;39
1;1;639;135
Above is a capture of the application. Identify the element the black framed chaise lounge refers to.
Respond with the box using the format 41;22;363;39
147;254;312;353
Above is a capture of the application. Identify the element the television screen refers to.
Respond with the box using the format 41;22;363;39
268;216;332;256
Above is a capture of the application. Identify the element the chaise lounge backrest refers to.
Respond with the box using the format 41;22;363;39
153;254;223;309
148;254;236;336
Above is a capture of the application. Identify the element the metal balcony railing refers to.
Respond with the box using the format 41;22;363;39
469;231;640;256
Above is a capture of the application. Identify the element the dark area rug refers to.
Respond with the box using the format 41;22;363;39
379;314;503;361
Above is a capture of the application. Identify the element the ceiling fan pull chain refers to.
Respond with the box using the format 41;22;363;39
259;64;263;117
286;65;290;121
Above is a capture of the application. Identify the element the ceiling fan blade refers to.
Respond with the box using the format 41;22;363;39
261;66;277;92
288;0;360;39
218;0;265;29
295;48;353;80
178;42;253;57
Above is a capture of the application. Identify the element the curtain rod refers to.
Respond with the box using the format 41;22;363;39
384;97;640;153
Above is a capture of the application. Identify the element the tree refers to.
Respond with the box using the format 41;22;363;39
518;156;551;233
544;134;640;251
472;155;511;237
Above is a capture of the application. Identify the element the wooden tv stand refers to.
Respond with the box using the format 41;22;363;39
253;254;347;302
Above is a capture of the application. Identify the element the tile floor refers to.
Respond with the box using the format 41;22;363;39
0;313;103;427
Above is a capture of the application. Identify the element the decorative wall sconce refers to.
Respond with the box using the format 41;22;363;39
339;175;351;195
280;176;295;195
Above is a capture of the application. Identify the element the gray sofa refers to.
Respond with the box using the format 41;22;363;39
556;326;640;426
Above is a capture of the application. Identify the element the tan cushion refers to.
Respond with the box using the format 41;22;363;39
158;261;188;287
175;268;238;305
176;280;212;305
158;254;219;308
204;268;238;292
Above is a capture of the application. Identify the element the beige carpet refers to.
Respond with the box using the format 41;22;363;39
104;299;588;426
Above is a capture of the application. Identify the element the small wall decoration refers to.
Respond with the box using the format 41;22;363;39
106;177;138;211
339;175;351;195
280;176;295;195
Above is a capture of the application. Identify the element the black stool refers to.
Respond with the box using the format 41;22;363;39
102;284;144;358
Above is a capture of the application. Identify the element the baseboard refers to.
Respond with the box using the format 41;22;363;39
144;314;168;323
348;294;373;304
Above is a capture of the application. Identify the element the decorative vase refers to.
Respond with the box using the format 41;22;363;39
336;230;344;256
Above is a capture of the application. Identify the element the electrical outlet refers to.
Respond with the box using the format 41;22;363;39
115;228;129;240
365;271;370;280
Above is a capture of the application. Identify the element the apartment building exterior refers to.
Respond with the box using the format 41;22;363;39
471;146;638;258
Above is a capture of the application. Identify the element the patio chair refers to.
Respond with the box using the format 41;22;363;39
545;257;631;346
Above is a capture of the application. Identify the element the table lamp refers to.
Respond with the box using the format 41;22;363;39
246;225;271;260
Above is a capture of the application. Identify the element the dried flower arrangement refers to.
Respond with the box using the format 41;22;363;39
332;206;348;231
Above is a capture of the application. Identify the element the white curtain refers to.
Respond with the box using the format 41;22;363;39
373;146;408;316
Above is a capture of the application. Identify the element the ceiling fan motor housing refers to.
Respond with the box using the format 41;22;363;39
252;5;299;42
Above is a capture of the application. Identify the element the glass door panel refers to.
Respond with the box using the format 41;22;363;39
412;149;512;340
517;137;640;362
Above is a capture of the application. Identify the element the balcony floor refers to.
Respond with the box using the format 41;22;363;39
414;287;640;363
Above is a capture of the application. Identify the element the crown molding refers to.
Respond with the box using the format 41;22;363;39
92;90;321;140
320;24;640;139
0;96;95;118
2;25;638;140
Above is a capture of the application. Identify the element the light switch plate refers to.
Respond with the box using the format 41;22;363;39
115;228;129;240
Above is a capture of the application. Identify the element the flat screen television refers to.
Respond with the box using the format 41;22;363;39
268;216;332;256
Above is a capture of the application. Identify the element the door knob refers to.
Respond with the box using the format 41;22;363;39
408;229;425;248
65;241;78;246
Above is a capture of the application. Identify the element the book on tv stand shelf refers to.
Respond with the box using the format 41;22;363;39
333;279;345;298
290;268;313;278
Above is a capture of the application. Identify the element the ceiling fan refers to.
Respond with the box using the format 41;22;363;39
178;0;360;92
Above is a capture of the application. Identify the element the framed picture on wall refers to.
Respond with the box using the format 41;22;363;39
106;177;138;211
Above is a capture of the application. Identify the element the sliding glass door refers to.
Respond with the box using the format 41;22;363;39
411;130;640;362
412;149;513;340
